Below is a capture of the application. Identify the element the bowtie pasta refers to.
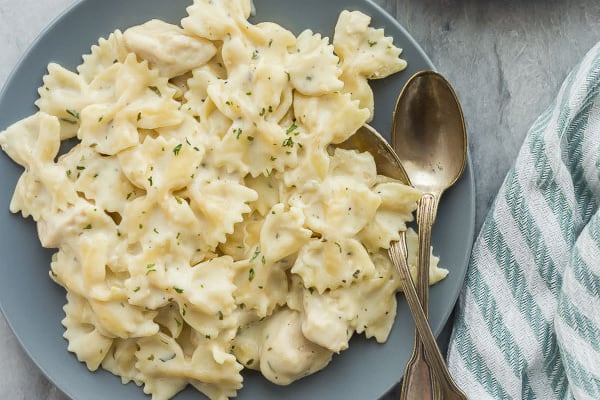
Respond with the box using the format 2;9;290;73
0;1;449;399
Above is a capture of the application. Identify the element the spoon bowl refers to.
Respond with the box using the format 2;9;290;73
337;124;410;185
392;71;466;195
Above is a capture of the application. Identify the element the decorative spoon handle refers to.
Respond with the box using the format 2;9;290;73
400;193;439;399
416;193;437;313
389;237;467;400
394;229;437;400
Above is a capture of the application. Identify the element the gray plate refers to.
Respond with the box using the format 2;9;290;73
0;0;475;399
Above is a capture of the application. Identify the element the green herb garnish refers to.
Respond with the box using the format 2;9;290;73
282;137;294;147
250;246;260;262
66;109;79;119
286;122;298;134
148;86;162;97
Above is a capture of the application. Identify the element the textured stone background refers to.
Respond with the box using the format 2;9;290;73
1;0;599;398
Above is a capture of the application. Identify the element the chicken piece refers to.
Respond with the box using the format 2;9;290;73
124;19;216;78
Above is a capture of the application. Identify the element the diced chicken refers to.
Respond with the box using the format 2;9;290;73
124;19;217;78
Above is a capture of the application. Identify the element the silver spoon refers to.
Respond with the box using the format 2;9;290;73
392;70;467;400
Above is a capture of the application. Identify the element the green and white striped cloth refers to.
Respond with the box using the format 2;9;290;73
447;43;600;399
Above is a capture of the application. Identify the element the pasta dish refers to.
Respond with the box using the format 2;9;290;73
0;0;448;399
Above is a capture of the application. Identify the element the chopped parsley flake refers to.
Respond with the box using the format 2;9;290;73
148;86;162;96
286;122;298;134
334;241;342;253
173;144;182;155
248;268;255;282
250;246;261;262
282;137;294;147
83;224;92;230
66;109;80;119
173;286;184;293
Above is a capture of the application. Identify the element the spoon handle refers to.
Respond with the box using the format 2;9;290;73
390;192;468;400
389;238;467;400
416;193;437;312
395;229;436;400
398;193;439;400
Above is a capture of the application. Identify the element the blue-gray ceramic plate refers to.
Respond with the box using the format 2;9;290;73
0;0;475;399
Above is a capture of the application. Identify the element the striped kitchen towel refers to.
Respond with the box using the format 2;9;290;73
447;43;600;399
